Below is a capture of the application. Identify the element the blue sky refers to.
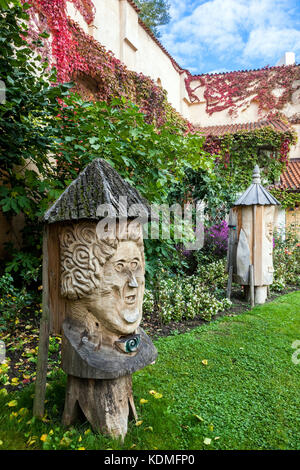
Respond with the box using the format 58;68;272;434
158;0;300;75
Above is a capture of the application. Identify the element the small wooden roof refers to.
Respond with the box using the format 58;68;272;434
234;165;280;206
44;158;151;223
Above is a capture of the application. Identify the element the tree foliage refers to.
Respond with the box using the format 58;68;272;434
135;0;171;37
0;3;212;285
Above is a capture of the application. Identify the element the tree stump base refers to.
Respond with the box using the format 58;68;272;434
62;374;137;440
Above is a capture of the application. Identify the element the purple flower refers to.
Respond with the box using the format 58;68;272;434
205;220;229;255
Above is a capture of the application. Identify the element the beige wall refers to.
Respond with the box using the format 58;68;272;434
66;0;188;114
185;76;300;127
289;124;300;160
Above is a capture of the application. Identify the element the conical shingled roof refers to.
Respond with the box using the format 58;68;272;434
234;165;280;206
44;158;151;223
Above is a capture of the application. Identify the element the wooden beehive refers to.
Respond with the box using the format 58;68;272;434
227;165;280;303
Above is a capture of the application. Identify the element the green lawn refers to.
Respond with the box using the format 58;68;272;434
0;291;300;450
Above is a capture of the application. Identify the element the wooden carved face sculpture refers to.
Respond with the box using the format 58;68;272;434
59;221;145;349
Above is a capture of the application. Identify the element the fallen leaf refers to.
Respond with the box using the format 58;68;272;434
204;437;212;445
7;400;18;407
144;426;153;432
193;414;204;422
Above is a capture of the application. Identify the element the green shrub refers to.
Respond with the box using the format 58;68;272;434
143;259;231;324
0;274;35;332
272;226;300;292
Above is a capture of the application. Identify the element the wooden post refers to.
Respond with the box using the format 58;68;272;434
62;375;135;440
33;225;50;418
226;265;233;300
249;264;255;308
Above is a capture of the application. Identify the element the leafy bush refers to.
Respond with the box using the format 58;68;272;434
0;4;213;288
0;274;35;332
143;259;231;324
272;226;300;292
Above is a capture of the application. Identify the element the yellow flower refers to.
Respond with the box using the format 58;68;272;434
135;420;143;426
40;434;48;442
202;359;208;366
78;447;86;451
149;390;157;395
153;392;163;399
78;436;82;442
140;398;148;404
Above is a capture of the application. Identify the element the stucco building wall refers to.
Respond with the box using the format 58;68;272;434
66;0;188;114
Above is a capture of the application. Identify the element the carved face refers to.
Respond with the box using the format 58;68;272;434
60;221;145;341
86;240;144;335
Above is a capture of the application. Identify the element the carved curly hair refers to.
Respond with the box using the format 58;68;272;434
59;221;144;300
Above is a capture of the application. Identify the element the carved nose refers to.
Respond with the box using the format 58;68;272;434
128;275;138;288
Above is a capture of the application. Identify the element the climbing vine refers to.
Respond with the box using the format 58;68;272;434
202;126;297;188
185;66;300;118
23;0;189;129
269;188;300;209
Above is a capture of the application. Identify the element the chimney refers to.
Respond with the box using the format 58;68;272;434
276;52;295;66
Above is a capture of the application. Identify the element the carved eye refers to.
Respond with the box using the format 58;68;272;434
130;261;139;270
115;262;124;272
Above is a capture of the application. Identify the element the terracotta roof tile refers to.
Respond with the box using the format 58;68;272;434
278;159;300;191
196;119;292;136
126;0;141;14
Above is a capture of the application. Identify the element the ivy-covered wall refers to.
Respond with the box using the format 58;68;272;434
23;0;300;212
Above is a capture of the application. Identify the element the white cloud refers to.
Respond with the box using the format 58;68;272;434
243;27;300;61
161;0;300;72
